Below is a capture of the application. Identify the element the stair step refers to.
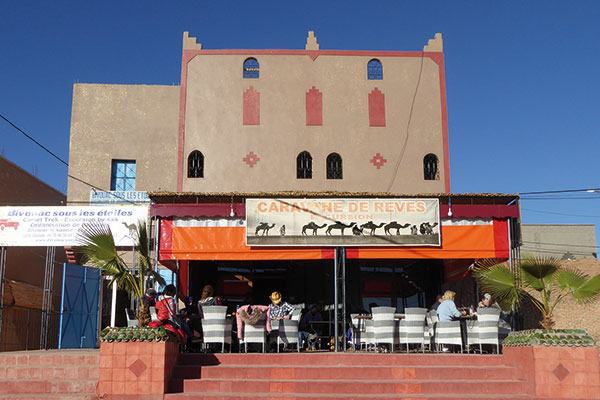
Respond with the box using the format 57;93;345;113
165;392;534;399
171;378;526;395
178;353;508;367
174;364;517;381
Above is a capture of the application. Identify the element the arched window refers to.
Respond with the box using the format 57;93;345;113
297;151;312;179
243;58;259;79
188;151;204;178
367;59;383;80
423;154;439;180
326;153;343;179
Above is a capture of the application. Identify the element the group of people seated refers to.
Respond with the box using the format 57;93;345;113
137;285;325;351
238;291;324;351
430;289;506;322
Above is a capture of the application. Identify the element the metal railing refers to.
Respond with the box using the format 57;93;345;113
0;305;61;352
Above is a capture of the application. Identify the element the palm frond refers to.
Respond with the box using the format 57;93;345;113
520;256;560;291
556;267;587;290
473;264;520;310
571;273;600;304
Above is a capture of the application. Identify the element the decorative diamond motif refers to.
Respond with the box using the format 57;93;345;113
552;363;570;382
370;153;387;169
243;152;260;167
128;359;147;377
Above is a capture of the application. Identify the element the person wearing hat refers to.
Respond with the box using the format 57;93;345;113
268;291;294;320
477;293;502;313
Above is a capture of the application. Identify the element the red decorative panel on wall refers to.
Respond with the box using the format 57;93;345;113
369;88;386;127
243;86;260;125
306;86;322;126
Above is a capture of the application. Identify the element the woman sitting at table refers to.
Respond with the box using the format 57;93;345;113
436;290;466;322
197;284;221;317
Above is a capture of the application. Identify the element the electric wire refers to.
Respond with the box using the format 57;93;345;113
1;113;69;167
1;113;138;205
386;52;425;192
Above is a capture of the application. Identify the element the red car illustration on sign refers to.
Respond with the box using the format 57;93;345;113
0;219;19;230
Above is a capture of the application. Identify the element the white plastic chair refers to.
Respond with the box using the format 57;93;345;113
435;321;463;353
276;319;300;352
201;306;232;353
372;306;397;352
125;309;137;327
240;314;267;353
476;308;501;353
399;307;427;353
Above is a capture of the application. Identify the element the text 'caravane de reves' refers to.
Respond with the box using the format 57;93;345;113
256;200;428;214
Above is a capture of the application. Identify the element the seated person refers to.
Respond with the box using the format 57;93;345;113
181;296;202;338
268;291;294;320
478;293;511;330
299;304;322;351
436;290;466;322
477;293;502;313
197;284;221;317
141;288;157;307
430;294;443;311
150;284;188;344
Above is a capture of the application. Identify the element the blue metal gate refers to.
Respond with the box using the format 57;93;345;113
58;263;101;349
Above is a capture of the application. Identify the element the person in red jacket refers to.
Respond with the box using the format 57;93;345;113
150;284;186;345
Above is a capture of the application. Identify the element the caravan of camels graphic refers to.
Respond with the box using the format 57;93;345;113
253;220;438;237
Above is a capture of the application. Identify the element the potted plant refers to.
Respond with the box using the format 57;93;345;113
75;221;165;327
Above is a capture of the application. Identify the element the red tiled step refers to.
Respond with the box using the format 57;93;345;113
0;396;97;400
178;353;508;367
173;364;517;381
165;393;533;400
173;378;526;396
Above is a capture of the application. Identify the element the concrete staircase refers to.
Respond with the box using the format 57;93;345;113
166;353;534;399
0;349;99;399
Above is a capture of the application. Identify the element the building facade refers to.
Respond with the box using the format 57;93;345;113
67;32;449;202
521;224;597;259
66;32;519;316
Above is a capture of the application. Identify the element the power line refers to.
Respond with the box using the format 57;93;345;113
519;188;600;195
521;208;600;218
522;240;599;249
0;113;69;167
386;52;425;192
1;113;138;205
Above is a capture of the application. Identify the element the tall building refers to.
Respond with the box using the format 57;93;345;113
67;32;448;201
66;32;519;314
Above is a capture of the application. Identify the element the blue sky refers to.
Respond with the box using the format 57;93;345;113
1;1;599;246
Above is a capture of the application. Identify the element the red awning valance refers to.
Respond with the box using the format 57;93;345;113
151;203;519;220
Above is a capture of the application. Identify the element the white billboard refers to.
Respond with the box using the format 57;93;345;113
246;198;440;246
0;206;148;247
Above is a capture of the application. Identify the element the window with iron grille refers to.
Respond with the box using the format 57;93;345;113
423;154;439;180
326;153;343;179
367;59;383;80
188;151;204;178
110;160;136;191
243;58;259;79
297;151;312;179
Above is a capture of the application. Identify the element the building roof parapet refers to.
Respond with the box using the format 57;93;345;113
423;33;443;52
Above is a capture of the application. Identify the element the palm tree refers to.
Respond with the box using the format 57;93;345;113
473;256;600;329
75;221;165;327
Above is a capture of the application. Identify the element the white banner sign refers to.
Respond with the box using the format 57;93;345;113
246;198;440;246
0;206;148;247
